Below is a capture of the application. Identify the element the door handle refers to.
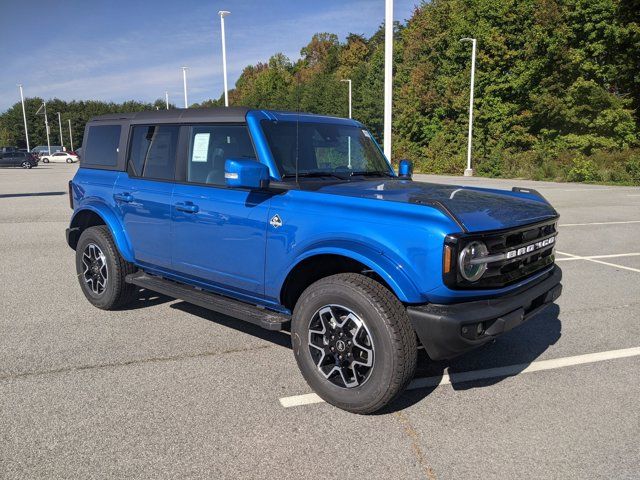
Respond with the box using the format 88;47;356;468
175;202;199;213
114;192;134;203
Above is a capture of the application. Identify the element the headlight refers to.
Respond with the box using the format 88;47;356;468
458;241;489;282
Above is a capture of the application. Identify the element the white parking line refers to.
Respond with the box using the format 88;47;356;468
556;251;640;273
559;220;640;227
556;252;640;262
279;347;640;408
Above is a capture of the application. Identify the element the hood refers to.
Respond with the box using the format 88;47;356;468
313;179;558;232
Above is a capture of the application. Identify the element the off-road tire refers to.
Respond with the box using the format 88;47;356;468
291;273;417;414
75;225;137;310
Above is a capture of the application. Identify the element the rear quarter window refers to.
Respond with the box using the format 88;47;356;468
83;125;121;167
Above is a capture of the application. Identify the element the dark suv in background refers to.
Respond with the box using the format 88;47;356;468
0;151;38;168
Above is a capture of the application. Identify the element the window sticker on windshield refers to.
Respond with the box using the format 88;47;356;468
362;129;371;138
192;133;210;162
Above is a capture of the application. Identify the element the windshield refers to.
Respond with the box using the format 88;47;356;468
260;120;392;178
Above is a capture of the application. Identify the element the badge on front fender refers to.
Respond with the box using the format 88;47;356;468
270;214;283;228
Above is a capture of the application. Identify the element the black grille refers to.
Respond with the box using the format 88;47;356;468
444;218;558;290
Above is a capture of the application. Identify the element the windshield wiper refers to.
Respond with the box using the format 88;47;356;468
349;170;394;177
283;172;350;180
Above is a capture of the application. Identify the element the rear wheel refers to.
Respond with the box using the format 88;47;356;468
75;225;137;310
291;273;417;414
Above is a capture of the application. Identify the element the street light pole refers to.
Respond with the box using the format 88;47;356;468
460;37;477;176
17;84;30;151
165;91;169;110
181;67;189;108
57;112;64;150
341;79;353;168
68;119;74;151
383;0;393;160
340;79;352;119
218;10;231;107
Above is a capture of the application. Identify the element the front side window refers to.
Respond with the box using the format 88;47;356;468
128;125;180;180
186;125;255;186
84;125;121;166
260;120;391;178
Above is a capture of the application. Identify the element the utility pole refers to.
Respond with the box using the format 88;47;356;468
57;112;64;150
68;119;74;151
460;37;477;176
181;67;189;108
383;0;393;160
218;10;231;107
36;102;51;155
165;91;169;110
17;84;30;151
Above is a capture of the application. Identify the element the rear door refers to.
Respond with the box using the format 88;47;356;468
0;153;14;166
113;124;179;270
171;124;271;299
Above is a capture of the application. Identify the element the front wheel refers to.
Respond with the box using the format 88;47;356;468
42;158;49;163
66;158;72;163
21;161;32;169
291;273;417;414
75;225;138;310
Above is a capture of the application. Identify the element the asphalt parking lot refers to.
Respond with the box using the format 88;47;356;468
1;164;638;479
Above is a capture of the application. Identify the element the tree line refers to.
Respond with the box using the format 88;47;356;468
1;0;638;184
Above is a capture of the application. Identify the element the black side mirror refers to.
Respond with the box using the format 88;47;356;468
398;159;413;179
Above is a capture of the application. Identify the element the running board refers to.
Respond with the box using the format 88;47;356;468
125;272;290;331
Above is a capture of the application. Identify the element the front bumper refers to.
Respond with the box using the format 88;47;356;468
407;266;562;360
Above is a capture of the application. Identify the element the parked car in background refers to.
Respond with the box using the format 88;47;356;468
1;146;19;153
31;145;63;156
1;151;38;168
41;151;79;163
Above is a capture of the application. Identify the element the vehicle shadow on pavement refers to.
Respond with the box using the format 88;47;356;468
169;301;292;349
164;298;561;414
117;288;174;310
382;304;562;413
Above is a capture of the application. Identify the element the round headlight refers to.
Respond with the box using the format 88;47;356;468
458;241;489;282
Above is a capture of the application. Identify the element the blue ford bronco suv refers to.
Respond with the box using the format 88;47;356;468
67;107;562;413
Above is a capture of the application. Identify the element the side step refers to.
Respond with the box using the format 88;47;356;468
125;272;290;331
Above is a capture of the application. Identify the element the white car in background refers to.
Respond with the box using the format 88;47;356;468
41;151;79;164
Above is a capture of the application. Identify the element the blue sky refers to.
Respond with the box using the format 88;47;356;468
0;0;419;111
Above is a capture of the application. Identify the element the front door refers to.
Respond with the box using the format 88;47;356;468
113;124;180;270
171;124;271;300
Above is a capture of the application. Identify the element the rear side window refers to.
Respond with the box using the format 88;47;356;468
128;125;180;181
84;125;121;166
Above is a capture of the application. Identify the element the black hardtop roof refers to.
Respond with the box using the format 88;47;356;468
89;106;251;124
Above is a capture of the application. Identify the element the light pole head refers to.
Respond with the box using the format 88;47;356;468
460;37;476;45
340;79;351;84
218;10;230;18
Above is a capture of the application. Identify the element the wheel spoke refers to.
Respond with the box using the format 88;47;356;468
81;243;108;295
307;304;374;389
